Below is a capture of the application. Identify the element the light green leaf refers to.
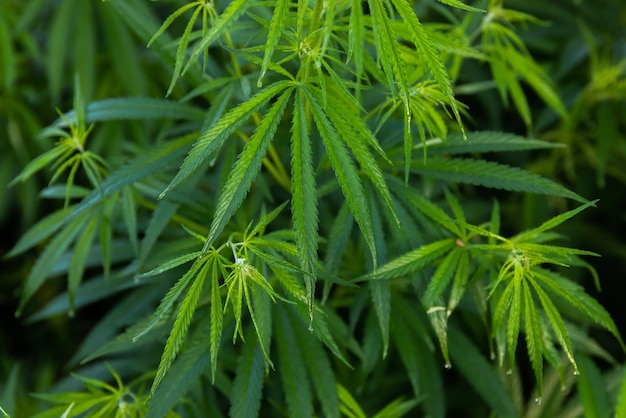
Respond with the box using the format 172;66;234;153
133;258;204;342
338;384;367;418
533;268;624;349
390;0;464;136
522;278;544;393
290;88;319;314
436;0;484;12
615;367;626;418
161;81;290;199
358;239;454;282
151;259;210;395
182;0;252;79
202;87;292;251
530;279;578;373
423;247;461;308
513;200;598;243
258;0;288;86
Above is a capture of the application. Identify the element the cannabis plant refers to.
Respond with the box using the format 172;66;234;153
4;0;626;416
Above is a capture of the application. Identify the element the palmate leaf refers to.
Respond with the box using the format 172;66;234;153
161;81;290;199
390;0;464;136
182;0;251;80
304;85;377;268
290;88;318;316
410;157;586;203
202;87;292;251
533;268;624;349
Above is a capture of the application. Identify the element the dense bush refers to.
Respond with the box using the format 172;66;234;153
2;0;626;417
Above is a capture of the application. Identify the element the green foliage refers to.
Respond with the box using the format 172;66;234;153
3;0;625;417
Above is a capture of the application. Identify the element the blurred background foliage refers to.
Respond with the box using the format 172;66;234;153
1;0;626;416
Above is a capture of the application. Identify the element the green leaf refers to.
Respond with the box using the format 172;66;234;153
147;318;212;418
305;86;377;267
151;259;210;395
616;366;626;418
529;279;578;373
182;0;252;80
533;268;624;349
577;354;610;418
337;384;367;418
275;304;314;418
410;157;587;203
258;0;288;86
16;212;91;316
49;98;205;130
6;206;73;257
448;327;518;418
290;88;319;317
161;81;290;199
229;332;265;418
202;87;292;251
290;307;340;418
9;145;68;186
68;217;99;314
411;131;564;155
358;239;454;282
513;200;598;243
436;0;485;12
210;261;223;383
133;258;203;342
522;278;544;394
390;0;464;136
423;247;462;308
